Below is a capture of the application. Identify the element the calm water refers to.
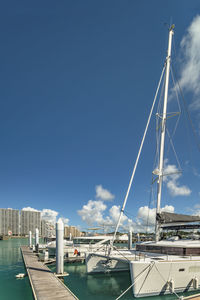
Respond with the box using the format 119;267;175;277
0;238;33;300
0;238;199;300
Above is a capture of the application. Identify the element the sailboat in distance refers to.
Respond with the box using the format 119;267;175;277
86;25;200;297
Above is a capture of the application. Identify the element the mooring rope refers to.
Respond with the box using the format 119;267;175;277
115;262;155;300
153;262;181;299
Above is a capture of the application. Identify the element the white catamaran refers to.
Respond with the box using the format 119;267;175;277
86;25;200;298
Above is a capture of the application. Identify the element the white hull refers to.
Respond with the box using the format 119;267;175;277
130;256;200;297
86;249;137;273
86;253;130;273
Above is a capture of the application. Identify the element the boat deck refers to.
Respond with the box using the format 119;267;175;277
21;246;78;300
95;249;200;263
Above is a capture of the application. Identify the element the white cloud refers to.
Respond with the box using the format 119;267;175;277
137;206;156;226
61;217;69;226
178;15;200;109
22;207;40;212
78;197;176;233
102;204;174;233
77;199;135;232
78;185;136;232
78;185;175;233
188;203;200;216
78;184;176;233
137;205;174;228
163;161;191;196
41;209;59;224
78;200;139;232
166;181;191;196
101;205;175;233
103;205;134;232
77;200;107;226
109;205;126;224
22;207;69;225
95;185;115;201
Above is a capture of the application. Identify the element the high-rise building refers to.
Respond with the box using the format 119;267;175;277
75;227;81;237
64;225;81;238
64;225;70;238
41;219;55;238
41;219;48;237
21;210;41;236
0;208;20;236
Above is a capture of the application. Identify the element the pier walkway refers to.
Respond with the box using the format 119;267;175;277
21;246;78;300
182;294;200;300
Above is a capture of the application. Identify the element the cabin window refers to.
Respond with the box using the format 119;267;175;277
179;268;185;272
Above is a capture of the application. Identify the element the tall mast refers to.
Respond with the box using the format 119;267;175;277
155;25;174;242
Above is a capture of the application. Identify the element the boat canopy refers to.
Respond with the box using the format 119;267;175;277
156;212;200;224
161;224;200;230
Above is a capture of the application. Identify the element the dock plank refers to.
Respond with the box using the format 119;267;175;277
21;246;78;300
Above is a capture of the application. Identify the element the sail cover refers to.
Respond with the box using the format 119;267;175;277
156;212;200;224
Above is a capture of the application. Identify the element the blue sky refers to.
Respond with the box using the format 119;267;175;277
1;1;200;232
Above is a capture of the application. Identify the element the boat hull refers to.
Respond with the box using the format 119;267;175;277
86;253;130;273
130;258;200;297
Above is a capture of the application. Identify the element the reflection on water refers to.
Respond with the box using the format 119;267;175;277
86;272;130;296
0;240;22;265
2;239;200;300
49;261;134;299
49;261;200;300
0;238;33;300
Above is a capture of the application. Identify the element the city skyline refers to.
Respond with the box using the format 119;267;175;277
0;207;82;237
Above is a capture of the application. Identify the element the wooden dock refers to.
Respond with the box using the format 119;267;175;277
44;257;84;265
182;294;200;300
21;246;78;300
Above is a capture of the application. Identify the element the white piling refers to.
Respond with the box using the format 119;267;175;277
29;231;32;248
137;233;140;243
128;230;132;250
56;218;64;274
35;228;39;247
44;250;49;262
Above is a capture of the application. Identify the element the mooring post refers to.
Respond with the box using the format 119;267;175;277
29;231;32;248
56;218;64;274
35;228;39;252
128;230;132;250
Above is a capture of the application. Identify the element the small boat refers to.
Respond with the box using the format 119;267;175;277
47;235;128;257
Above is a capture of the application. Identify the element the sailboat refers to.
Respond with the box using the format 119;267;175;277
86;25;200;297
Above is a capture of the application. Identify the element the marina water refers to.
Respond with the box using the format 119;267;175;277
0;238;33;300
0;238;199;300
